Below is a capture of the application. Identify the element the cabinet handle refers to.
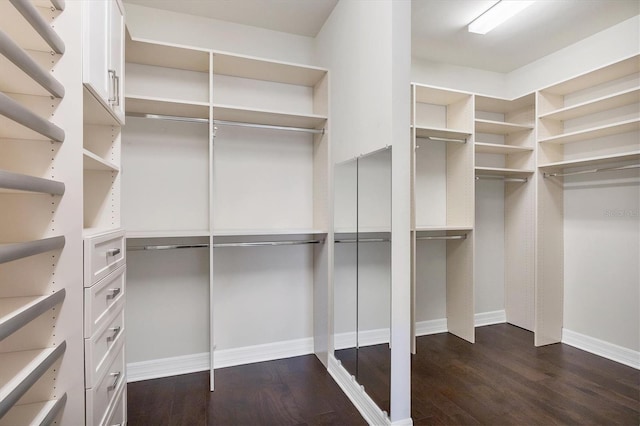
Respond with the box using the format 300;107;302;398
106;326;121;342
108;371;121;391
108;69;116;103
106;248;121;257
106;287;121;300
114;73;120;106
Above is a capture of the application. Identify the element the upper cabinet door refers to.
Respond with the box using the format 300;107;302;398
109;0;125;123
83;0;125;124
83;0;110;105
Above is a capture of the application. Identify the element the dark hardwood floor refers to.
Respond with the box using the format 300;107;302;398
128;325;640;425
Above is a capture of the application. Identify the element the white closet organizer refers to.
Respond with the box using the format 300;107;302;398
535;54;640;346
411;84;475;346
474;94;536;333
0;0;83;423
122;35;329;390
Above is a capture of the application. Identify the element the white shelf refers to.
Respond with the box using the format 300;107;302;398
213;228;326;237
125;95;209;119
538;118;640;145
126;36;210;72
539;87;640;121
0;395;66;426
413;84;471;105
82;227;121;239
541;55;640;95
213;104;326;129
0;290;65;341
475;119;533;135
538;151;640;171
83;87;120;126
126;230;210;239
414;226;473;233
213;52;327;87
475;167;534;178
414;126;471;141
474;142;533;155
475;94;535;114
83;149;119;172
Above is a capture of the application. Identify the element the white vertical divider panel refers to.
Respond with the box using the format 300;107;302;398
208;51;215;391
410;85;417;354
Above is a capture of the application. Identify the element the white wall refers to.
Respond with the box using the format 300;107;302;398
124;3;315;65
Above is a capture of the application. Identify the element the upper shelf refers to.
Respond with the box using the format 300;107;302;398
475;119;533;135
540;55;640;96
475;167;534;178
538;151;640;171
125;95;209;119
414;126;471;142
126;36;210;72
474;142;533;155
475;94;535;114
539;87;640;121
413;84;471;105
538;118;640;144
213;104;326;130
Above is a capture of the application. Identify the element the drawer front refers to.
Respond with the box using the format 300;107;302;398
85;304;125;388
103;380;126;426
85;265;126;336
84;229;126;287
86;342;125;426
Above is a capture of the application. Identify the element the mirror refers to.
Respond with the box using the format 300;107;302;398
333;147;392;414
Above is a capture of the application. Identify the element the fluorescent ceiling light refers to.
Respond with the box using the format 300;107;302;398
468;1;536;34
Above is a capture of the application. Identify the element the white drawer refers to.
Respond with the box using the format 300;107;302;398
85;304;125;388
84;229;126;287
85;265;126;336
86;342;125;426
103;380;126;426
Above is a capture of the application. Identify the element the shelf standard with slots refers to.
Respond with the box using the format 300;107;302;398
538;151;640;171
83;149;119;172
475;119;533;135
475;167;534;178
474;142;533;155
0;289;65;341
537;118;640;144
125;95;209;120
539;87;640;121
0;343;66;419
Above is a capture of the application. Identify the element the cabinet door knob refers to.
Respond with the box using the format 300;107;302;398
107;326;122;342
106;287;121;300
108;371;121;391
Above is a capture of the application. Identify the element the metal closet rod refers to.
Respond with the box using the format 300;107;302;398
475;175;528;183
125;112;325;135
128;240;323;251
416;234;467;241
417;136;467;143
544;163;640;178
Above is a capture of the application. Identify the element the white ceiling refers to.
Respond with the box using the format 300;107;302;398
123;0;639;73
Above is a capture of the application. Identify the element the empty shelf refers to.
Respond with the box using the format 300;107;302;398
0;169;65;195
213;104;326;130
126;36;210;73
125;95;209;119
0;393;66;426
0;236;65;265
475;167;534;178
0;289;65;341
83;150;119;172
538;118;640;144
126;229;210;239
475;119;533;135
539;87;640;121
0;342;66;419
475;142;533;155
538;151;640;171
0;92;65;142
8;0;64;54
414;126;471;141
0;29;64;98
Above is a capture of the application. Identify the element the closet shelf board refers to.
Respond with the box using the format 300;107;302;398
0;394;67;426
0;236;65;265
475;94;534;114
413;84;471;105
0;290;65;341
0;344;66;418
539;87;640;121
83;149;119;172
83;227;122;239
213;228;326;238
414;126;471;141
125;95;209;119
541;55;639;95
126;230;210;239
0;53;60;98
0;170;64;196
83;87;121;126
213;53;327;87
538;151;640;171
475;119;533;135
0;4;59;53
475;167;534;178
538;118;640;144
213;104;326;129
126;37;210;72
474;142;533;155
414;225;473;233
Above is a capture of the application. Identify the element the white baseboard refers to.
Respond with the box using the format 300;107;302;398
415;318;447;336
328;354;391;426
562;329;640;370
475;310;507;327
335;328;390;350
127;337;314;383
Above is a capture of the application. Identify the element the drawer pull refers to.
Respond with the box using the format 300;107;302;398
106;248;121;257
106;326;122;342
106;288;121;300
108;371;121;391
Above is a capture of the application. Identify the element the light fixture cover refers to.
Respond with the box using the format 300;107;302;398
468;0;536;34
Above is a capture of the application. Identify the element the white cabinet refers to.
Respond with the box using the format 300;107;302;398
83;0;125;123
